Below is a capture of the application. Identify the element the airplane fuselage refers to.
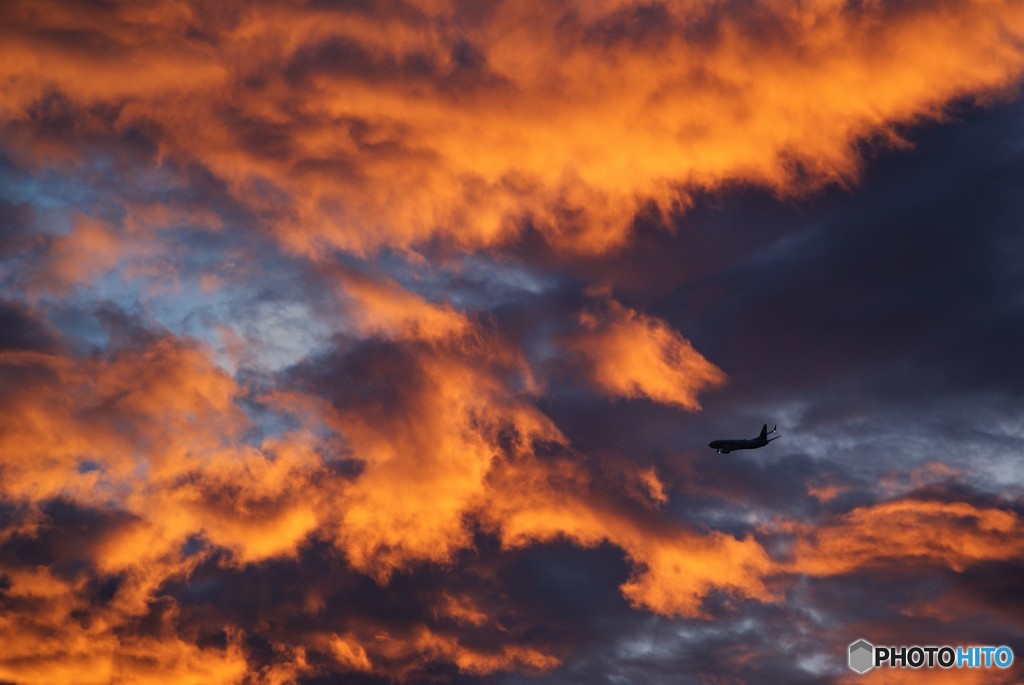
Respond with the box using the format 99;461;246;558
707;438;767;454
708;424;778;454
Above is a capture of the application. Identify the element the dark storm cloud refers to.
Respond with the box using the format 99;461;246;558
0;500;135;597
0;300;55;352
702;100;1024;391
952;560;1024;628
0;195;36;259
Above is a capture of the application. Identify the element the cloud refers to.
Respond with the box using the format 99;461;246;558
0;332;250;498
2;0;1022;256
324;626;560;680
278;328;562;580
565;297;726;409
325;263;470;341
28;214;123;294
785;498;1024;576
0;299;56;352
0;504;250;685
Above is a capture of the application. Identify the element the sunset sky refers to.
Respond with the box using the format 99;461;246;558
2;1;1024;683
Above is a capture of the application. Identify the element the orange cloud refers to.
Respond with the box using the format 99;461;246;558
807;482;847;503
567;298;726;409
335;625;561;680
0;333;331;620
147;434;324;565
325;264;470;341
0;566;248;685
0;340;362;683
27;215;122;294
328;633;373;672
2;0;1022;255
639;466;668;505
0;339;243;502
785;499;1024;576
438;591;490;627
312;340;565;579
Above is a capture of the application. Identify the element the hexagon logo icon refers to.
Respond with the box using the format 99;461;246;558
849;639;874;674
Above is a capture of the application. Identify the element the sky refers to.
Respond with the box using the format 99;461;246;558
2;1;1024;683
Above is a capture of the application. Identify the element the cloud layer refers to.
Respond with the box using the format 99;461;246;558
2;1;1024;683
3;0;1023;256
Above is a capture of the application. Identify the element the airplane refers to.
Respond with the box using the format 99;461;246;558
708;424;779;454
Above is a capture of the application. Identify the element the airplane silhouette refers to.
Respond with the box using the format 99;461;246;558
709;424;779;454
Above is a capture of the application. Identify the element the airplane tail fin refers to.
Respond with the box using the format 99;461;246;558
759;424;768;440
